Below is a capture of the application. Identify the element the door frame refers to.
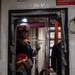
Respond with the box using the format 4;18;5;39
8;8;69;75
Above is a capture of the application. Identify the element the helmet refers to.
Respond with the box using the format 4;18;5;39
17;25;29;39
16;54;28;65
17;24;30;32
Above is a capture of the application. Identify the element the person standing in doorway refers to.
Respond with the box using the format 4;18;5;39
16;24;41;75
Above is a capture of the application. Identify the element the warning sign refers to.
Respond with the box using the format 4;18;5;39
56;0;75;5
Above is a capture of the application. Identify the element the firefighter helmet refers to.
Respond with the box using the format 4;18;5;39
17;24;30;32
16;54;28;65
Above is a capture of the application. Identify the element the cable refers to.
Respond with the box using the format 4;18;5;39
68;17;75;34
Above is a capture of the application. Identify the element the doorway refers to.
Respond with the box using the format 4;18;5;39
8;8;69;75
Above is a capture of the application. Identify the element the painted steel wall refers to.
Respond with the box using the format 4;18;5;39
1;0;75;75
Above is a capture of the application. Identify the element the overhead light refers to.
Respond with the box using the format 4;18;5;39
22;18;27;22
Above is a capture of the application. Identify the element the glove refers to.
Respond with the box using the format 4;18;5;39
36;43;41;51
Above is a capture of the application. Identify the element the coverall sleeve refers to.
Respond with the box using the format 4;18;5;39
51;45;57;71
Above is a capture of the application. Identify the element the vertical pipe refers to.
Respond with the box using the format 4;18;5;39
61;10;67;75
45;17;50;75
